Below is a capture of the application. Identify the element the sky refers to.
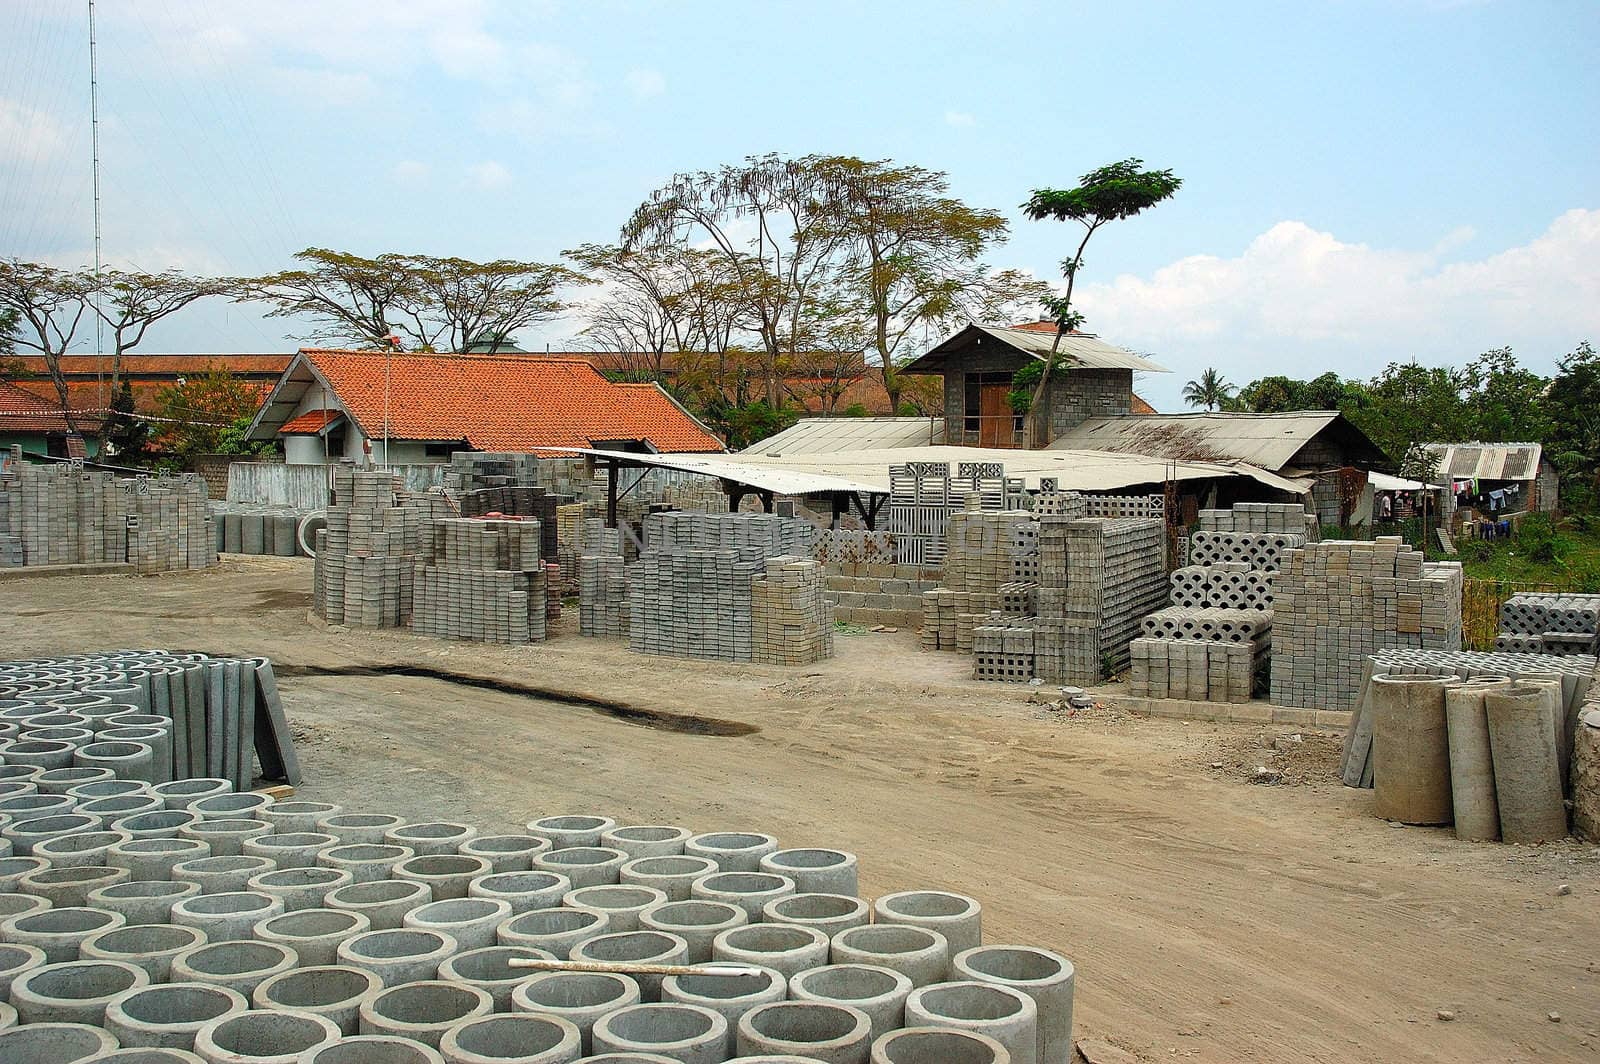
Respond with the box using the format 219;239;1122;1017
2;0;1597;411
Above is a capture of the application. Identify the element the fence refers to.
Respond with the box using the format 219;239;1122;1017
226;462;449;509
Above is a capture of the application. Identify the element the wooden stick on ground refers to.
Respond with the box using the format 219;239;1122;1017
505;958;767;978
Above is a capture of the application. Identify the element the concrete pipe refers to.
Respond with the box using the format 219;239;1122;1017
564;886;667;933
638;899;747;964
115;811;202;842
951;946;1074;1064
78;795;162;822
516;1056;671;1064
86;1049;209;1063
438;1013;583;1064
497;907;610;959
96;728;171;786
81;922;208;982
84;682;147;713
870;1027;1012;1064
620;856;718;902
336;928;460;988
591;1002;728;1064
0;1022;121;1063
252;908;371;968
108;837;212;881
524;815;616;851
240;515;266;556
248;866;353;913
178;818;273;859
4;813;106;858
358;980;494;1049
32;828;133;869
319;844;417;885
243;831;338;870
685;832;779;873
104;982;248;1051
713;923;830;981
0;780;40;802
252;964;382;1035
457;835;550;874
316;813;406;845
259;802;342;835
1485;685;1569;843
194;1008;342;1064
34;767;117;796
0;791;79;824
169;941;300;998
299;1036;444;1064
1;905;126;962
531;847;627;890
18;864;129;908
570;930;690;1002
0;940;46;999
830;926;950;989
296;512;327;559
0;890;51;922
600;825;693;860
1443;679;1511;842
904;981;1038;1064
1369;674;1456;825
171;891;285;943
404;898;512;953
222;514;243;555
88;880;201;925
790;964;913;1043
153;780;233;813
23;728;97;756
436;944;555;1011
759;850;859;897
873;892;983;956
74;742;155;785
325;880;433;931
9;957;150;1025
19;712;93;734
736;1000;872;1063
395;855;491;901
511;970;642;1054
386;822;480;858
691;871;796;922
191;793;274;822
174;856;279;895
1;740;76;772
660;963;786;1058
272;515;298;558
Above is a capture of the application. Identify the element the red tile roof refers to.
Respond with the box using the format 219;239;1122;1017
1131;393;1157;415
11;354;290;414
294;350;723;453
0;380;101;433
279;408;343;434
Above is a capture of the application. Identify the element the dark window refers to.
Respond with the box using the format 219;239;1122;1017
423;442;456;458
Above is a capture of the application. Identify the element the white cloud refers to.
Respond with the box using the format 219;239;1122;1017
623;69;666;99
392;159;430;186
944;110;976;128
465;160;513;190
1075;209;1600;405
0;98;70;162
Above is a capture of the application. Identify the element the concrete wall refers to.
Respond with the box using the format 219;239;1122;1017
937;350;1133;446
0;432;100;458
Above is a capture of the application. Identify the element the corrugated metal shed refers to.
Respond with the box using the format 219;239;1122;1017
741;417;945;456
1050;411;1346;470
900;325;1169;374
1421;442;1543;481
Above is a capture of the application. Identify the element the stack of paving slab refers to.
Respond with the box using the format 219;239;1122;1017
1495;592;1600;656
1269;538;1463;710
208;503;310;558
578;553;630;638
1196;501;1320;539
312;470;427;629
0;452;214;573
942;509;1040;669
1034;516;1169;684
751;556;835;665
458;486;565;565
412;519;548;645
0;649;299;790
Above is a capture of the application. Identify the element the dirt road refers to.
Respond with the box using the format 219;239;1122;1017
3;557;1595;1062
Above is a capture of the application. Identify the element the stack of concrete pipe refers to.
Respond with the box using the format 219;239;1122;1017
0;792;1075;1062
207;504;312;559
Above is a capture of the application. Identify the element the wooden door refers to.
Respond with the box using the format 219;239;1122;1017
979;382;1015;448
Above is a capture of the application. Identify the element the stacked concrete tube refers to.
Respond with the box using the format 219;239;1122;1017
1370;674;1457;825
1486;685;1569;843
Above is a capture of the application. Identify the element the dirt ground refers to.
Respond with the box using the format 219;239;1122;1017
3;556;1597;1063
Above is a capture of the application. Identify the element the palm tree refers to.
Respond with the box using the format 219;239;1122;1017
1183;368;1235;411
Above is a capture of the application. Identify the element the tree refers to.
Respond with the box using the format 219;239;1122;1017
104;379;150;461
1460;346;1551;443
1182;368;1235;410
0;259;93;434
1021;159;1182;446
154;364;265;458
1545;340;1600;512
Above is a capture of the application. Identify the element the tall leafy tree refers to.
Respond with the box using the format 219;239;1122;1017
1181;368;1234;410
1021;159;1182;446
0;259;93;434
1545;340;1600;511
153;364;265;458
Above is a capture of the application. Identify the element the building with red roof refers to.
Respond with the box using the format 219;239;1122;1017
0;380;104;458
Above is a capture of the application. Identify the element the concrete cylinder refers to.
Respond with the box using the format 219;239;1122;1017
639;899;747;964
191;793;274;821
7;812;102;855
619;856;718;902
253;908;371;968
0;1022;121;1063
320;844;416;885
23;728;97;756
436;944;554;1011
171;891;285;943
497;906;609;959
403;899;511;952
1443;679;1511;842
905;981;1038;1064
394;854;490;901
240;515;266;555
93;1048;210;1062
252;964;382;1036
592;1002;730;1064
97;727;171;785
179;818;273;858
81;921;208;982
570;931;690;1002
601;825;692;860
248;866;353;912
34;767;116;796
194;1008;342;1064
524;815;616;851
386;822;479;858
439;1014;582;1064
337;928;459;988
358;980;494;1049
691;871;796;921
0;940;46;999
759;849;859;897
0;791;78;823
660;963;786;1058
531;847;626;889
10;957;150;1025
109;838;212;882
713;923;830;981
19;864;130;908
105;981;248;1051
258;801;341;835
243;832;338;870
326;879;433;931
761;896;869;939
68;778;149;802
831;925;950;989
74;741;156;785
2;905;126;962
462;870;563;914
89;879;201;925
174;856;278;895
171;941;300;998
0;890;51;922
736;1000;872;1063
511;970;643;1055
115;810;202;842
298;1035;445;1064
1486;685;1569;843
153;780;233;812
951;945;1074;1064
685;832;779;873
790;963;913;1043
316;813;406;845
1370;674;1455;825
20;713;92;734
870;1026;1012;1063
873;892;982;955
222;514;243;554
564;885;667;933
273;515;299;558
33;828;131;869
78;794;162;821
457;834;550;874
0;781;40;805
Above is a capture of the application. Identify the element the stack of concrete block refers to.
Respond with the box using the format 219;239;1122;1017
1198;501;1319;538
1031;489;1088;518
973;622;1036;681
209;503;309;558
826;562;942;628
628;547;765;661
644;510;814;554
1034;517;1168;683
578;553;629;637
1081;493;1165;521
459;485;565;561
1168;563;1276;609
1187;530;1305;571
751;556;834;665
554;502;592;592
919;588;969;649
312;469;425;628
1270;538;1463;709
886;461;1008;565
1496;592;1600;655
1130;638;1258;702
812;529;896;565
411;518;548;645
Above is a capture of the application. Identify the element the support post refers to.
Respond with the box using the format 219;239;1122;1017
606;460;618;528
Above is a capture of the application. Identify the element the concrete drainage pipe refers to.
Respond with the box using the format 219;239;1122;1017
1485;684;1569;843
1369;674;1455;825
904;980;1039;1064
950;945;1075;1064
1443;678;1510;842
870;1026;1013;1064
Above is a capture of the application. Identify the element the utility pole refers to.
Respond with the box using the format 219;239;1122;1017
89;0;105;409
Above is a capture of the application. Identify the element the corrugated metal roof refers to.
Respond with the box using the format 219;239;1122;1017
741;417;945;456
1420;442;1543;481
1050;411;1344;469
901;324;1169;374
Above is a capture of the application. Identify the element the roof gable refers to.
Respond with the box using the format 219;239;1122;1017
901;324;1170;375
1050;410;1385;470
